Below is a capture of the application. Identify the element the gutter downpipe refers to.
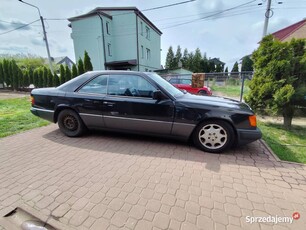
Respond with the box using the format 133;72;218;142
136;12;140;71
98;13;107;70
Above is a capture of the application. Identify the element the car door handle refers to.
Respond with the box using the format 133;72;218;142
103;101;115;106
84;99;100;104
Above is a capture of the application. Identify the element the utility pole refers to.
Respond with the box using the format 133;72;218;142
262;0;272;37
19;0;54;75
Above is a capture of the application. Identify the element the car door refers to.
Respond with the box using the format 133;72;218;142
181;79;197;94
102;74;174;135
73;74;108;128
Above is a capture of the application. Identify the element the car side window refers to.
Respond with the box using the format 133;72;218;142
107;75;156;98
78;75;108;94
181;79;191;85
169;78;178;84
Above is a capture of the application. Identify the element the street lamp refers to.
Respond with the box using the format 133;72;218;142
19;0;54;75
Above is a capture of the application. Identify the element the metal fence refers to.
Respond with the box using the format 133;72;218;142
159;71;254;102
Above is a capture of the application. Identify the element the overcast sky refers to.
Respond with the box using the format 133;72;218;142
0;0;305;69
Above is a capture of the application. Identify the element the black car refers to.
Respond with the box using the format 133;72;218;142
30;71;261;153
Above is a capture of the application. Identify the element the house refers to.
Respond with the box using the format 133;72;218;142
44;56;75;69
68;7;162;72
271;18;306;42
52;56;75;69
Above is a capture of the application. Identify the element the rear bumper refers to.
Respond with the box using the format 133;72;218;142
31;107;54;122
236;128;262;146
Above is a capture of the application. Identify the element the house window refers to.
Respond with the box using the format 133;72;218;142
140;22;143;35
106;22;110;35
108;43;112;56
145;26;150;39
146;48;151;60
141;46;144;59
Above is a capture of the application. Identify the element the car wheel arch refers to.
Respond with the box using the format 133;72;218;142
54;106;79;123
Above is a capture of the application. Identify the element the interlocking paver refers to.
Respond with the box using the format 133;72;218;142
0;124;305;230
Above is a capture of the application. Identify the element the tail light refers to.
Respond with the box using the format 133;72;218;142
30;96;35;106
249;115;257;127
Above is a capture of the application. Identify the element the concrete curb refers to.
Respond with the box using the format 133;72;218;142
260;139;306;166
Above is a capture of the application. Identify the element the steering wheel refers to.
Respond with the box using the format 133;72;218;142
130;88;140;96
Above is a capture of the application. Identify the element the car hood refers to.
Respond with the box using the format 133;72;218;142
176;93;252;111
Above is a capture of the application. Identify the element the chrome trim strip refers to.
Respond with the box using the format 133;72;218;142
79;113;102;117
103;115;172;124
173;122;196;127
32;108;54;113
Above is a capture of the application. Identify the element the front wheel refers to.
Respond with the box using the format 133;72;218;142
58;109;85;137
193;120;235;153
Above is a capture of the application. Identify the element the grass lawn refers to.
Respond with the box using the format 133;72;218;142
0;96;49;138
258;121;306;164
211;83;250;99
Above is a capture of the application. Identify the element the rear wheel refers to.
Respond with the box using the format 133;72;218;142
198;90;207;95
58;109;85;137
193;120;235;153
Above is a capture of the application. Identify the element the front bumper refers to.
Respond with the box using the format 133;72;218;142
236;127;262;146
31;107;54;123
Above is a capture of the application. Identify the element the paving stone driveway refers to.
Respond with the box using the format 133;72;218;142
0;124;305;230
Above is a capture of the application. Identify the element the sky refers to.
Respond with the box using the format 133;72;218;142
0;0;305;69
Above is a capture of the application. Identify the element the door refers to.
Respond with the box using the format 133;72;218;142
73;74;108;128
103;74;174;135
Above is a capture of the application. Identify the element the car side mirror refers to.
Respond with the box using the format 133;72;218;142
152;90;166;100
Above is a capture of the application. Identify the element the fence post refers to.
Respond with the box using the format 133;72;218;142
240;74;245;102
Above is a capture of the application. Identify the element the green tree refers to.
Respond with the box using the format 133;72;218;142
192;48;202;73
84;51;93;72
72;64;78;78
165;46;175;69
60;64;65;84
181;48;189;69
186;52;194;72
47;69;53;87
77;58;85;75
245;35;306;129
38;67;44;88
0;61;4;86
29;68;34;86
174;45;182;67
54;73;60;86
200;53;209;73
33;69;38;88
11;60;19;91
224;67;228;73
3;59;11;87
65;65;71;82
42;67;48;87
231;61;239;73
241;56;254;71
23;70;30;88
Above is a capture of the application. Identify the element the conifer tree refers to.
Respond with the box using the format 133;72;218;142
72;64;78;78
84;51;93;71
65;65;71;82
78;58;85;75
60;64;65;84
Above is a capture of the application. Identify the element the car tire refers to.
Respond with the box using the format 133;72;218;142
58;109;85;137
193;120;235;153
198;90;207;95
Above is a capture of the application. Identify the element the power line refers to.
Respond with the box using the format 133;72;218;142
142;0;196;11
45;0;197;21
0;19;40;36
161;0;258;29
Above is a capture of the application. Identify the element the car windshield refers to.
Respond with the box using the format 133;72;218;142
146;73;184;98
